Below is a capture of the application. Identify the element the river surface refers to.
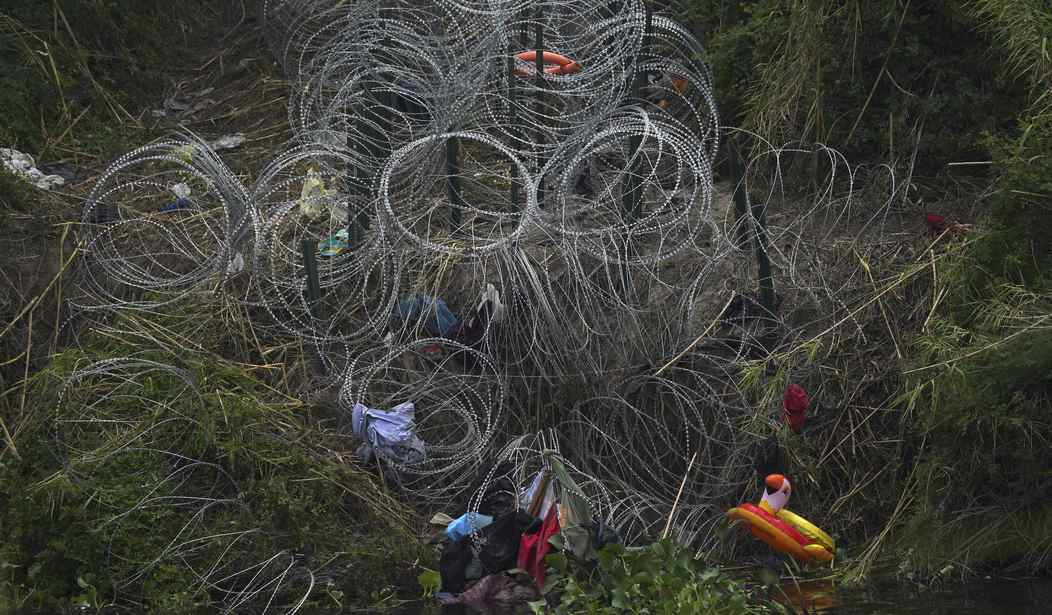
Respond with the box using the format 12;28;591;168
777;577;1052;614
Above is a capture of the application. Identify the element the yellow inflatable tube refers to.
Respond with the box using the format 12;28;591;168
727;502;835;563
776;508;835;553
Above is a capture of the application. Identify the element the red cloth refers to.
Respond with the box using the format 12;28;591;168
516;506;560;588
782;384;809;433
925;213;948;234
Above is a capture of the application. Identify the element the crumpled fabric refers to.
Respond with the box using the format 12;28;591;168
517;506;560;588
479;510;539;575
519;470;556;520
392;295;459;338
350;401;425;465
437;572;540;615
446;512;494;543
546;454;595;560
439;538;472;594
783;384;809;433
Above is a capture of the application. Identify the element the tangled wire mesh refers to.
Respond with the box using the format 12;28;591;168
63;0;920;610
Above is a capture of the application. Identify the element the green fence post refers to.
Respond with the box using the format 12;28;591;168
301;239;321;317
728;137;751;250
728;136;776;317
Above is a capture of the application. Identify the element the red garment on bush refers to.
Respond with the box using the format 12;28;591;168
783;384;809;433
516;506;560;588
925;213;948;234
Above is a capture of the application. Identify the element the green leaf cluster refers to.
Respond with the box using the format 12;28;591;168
538;539;773;615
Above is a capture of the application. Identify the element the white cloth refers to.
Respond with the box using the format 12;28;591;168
351;401;426;465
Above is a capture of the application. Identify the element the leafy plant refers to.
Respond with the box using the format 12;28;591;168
536;540;773;614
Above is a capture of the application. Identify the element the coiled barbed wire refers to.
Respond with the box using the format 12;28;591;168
66;2;916;610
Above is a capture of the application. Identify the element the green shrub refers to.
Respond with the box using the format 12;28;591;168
0;331;432;613
538;540;773;614
674;0;1025;175
0;0;221;154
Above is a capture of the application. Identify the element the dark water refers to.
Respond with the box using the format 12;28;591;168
777;577;1052;614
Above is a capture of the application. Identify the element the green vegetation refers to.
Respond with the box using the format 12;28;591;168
539;541;774;615
0;321;432;613
697;0;1052;581
0;0;224;157
2;0;1051;611
680;0;1026;175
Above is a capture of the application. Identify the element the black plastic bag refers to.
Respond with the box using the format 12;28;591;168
479;511;538;575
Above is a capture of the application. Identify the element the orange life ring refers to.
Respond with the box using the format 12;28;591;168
658;78;689;110
514;50;581;77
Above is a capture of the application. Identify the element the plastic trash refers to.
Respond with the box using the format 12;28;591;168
297;167;335;219
161;183;192;213
209;133;246;151
227;252;245;274
318;228;349;256
479;283;504;324
446;512;494;543
430;513;455;528
2;148;66;190
350;401;426;466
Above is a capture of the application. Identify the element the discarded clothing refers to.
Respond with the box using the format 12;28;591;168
439;538;473;594
546;455;595;560
550;516;621;562
479;510;539;575
452;298;495;350
783;384;809;433
517;506;561;588
549;454;591;527
924;213;970;236
446;512;494;543
520;470;556;520
436;571;540;615
350;401;426;466
2;148;66;190
392;295;459;338
476;462;518;517
465;554;484;582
